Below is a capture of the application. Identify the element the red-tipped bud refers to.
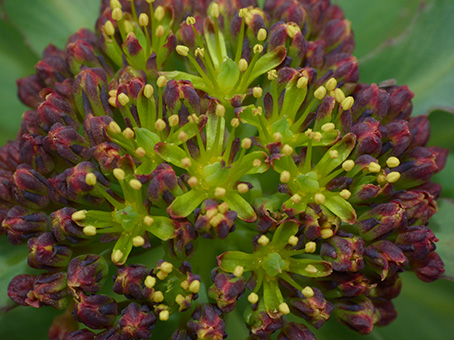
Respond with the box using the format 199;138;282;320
365;240;407;280
334;297;377;334
187;304;227;340
277;322;317;340
408;115;430;148
147;163;186;209
113;264;149;300
68;254;109;295
7;274;36;306
74;293;118;329
410;251;445;282
394;190;437;225
352;84;389;122
66;39;102;75
2;205;49;245
351;117;382;157
83;114;114;146
164;79;201;115
19;134;55;175
208;269;246;312
26;272;69;309
382;120;411;157
195;200;238;239
319;19;352;51
17;75;46;108
35;90;80;132
35;44;72;87
395;147;438;186
288;287;333;329
51;207;87;244
0;141;22;172
65;329;95;340
27;232;72;270
92;142;122;175
167;219;198;259
119;303;157;340
373;299;397;327
320;232;365;272
11;164;50;209
73;67;111;116
395;225;437;261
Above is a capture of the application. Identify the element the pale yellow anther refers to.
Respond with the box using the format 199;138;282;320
314;86;327;100
215;104;225;117
108;89;117;98
85;173;97;186
186;16;196;26
305;264;318;274
386;157;400;168
206;209;217;220
180;280;189;290
248;292;259;304
340;189;352;200
161;262;173;274
214;187;226;198
218;202;229;214
122;127;134;139
231;118;240;128
132;236;145;247
112;249;124;264
144;275;156;288
302;286;314;298
168;115;179;127
139;13;149;26
321;222;331;229
108;97;117;107
83;226;97;236
291;194;302;204
314;193;326;205
113;168;126;181
144;216;154;226
253;87;263;98
104;20;115;36
152;291;164;303
312;132;322;142
188;114;199;124
377;174;386;184
257;28;267;42
181;157;192;168
334;88;346;103
108;121;122;134
305;241;317;253
176;45;190;56
111;8;123;21
187;176;199;188
321;123;335;132
210;3;220;18
124;21;134;34
175;294;186;306
368;162;381;173
386;171;401;183
237;183;249;194
286;23;300;38
155;119;166;131
267;69;278;80
297;76;309;89
238;8;248;18
195;47;205;58
252;107;262;116
157;75;167;88
72;210;87;221
304;128;313;137
329;150;339;159
155;25;165;37
253;44;264;54
273;132;283;142
110;0;121;10
280;170;291;183
278;302;290;315
321;229;334;239
288;235;299;246
241;138;252;149
233;265;244;277
282;144;293;156
129;179;143;190
159;310;169;321
341;96;354;110
178;131;189;142
253;159;262;167
156;270;168;280
189;280;201;293
154;6;165;21
325;78;337;91
257;235;270;246
238;58;248;72
342;160;355;172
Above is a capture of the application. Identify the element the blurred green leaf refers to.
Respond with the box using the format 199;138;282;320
427;110;454;149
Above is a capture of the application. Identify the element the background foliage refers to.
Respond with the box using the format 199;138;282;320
0;0;452;338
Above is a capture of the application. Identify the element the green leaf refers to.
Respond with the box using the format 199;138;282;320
323;191;357;225
287;258;333;278
147;216;175;241
217;251;259;272
154;142;187;168
247;46;287;86
167;189;207;218
223;192;257;222
218;58;240;93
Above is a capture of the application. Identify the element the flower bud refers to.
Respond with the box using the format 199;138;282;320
26;272;69;309
119;303;157;339
17;74;46;108
66;39;103;75
208;269;246;312
351;117;382;157
320;232;365;272
35;90;80;132
382;120;410;157
187;304;226;340
373;299;397;327
68;254;109;295
288;287;333;329
7;274;36;306
0;141;22;172
394;147;438;186
319;19;352;51
195;200;238;239
277;322;317;340
19;134;55;175
2;205;49;245
147;164;186;209
65;329;95;340
334;297;378;334
394;190;437;225
51;207;87;243
74;293;118;329
83;114;114;146
11;164;49;209
35;44;72;87
408;115;430;147
27;232;72;270
167;219;198;259
245;309;283;337
410;251;445;282
113;264;149;300
365;240;407;280
92;142;122;175
395;225;437;260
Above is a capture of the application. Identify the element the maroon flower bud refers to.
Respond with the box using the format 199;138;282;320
410;251;445;282
408;115;430;148
320;232;365;272
10;164;49;210
164;80;201;115
68;28;99;47
65;329;96;340
327;272;371;298
94;327;121;340
43;124;91;164
372;299;397;327
2;205;49;245
208;269;245;312
385;85;414;122
171;329;191;340
395;147;438;186
147;164;186;209
245;309;283;337
365;240;407;280
381;120;411;158
20;110;43;135
277;322;317;340
92;142;122;175
7;274;36;306
323;53;359;87
356;201;406;241
0;141;22;172
351;117;382;157
17;74;46;108
319;19;352;51
68;254;109;295
168;219;198;259
394;190;437;225
19;134;56;175
123;32;144;58
119;303;157;340
36;90;80;132
352;84;389;122
113;264;149;300
288;287;333;329
305;41;325;69
256;200;283;234
370;275;402;300
195;200;237;239
48;309;79;340
26;272;69;309
299;209;321;241
27;232;72;270
35;44;72;87
187;304;227;340
74;293;118;329
51;207;86;244
395;225;437;260
334;297;377;334
66;39;103;75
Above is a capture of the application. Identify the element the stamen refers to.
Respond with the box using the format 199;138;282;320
305;264;318;274
132;236;145;247
248;292;259;304
302;286;314;298
108;121;122;134
297;76;309;89
237;183;249;194
122;127;134;139
143;84;154;98
112;249;124;264
257;28;267;42
138;13;149;26
368;162;381;173
341;96;354;110
342;160;355;172
144;216;154;226
152;291;164;303
176;45;190;56
329;150;339;159
83;226;97;236
334;88;346;103
273;132;283;142
111;8;123;21
282;144;293;156
104;20;115;36
280;171;291;183
215;104;225;117
129;179;142;190
278;303;290;315
314;86;327;100
321;122;335;132
291;194;302;204
85;173;97;186
214;187;226;198
233;265;244;277
321;229;334;239
144;275;156;288
187;176;199;188
241;138;252;149
154;6;165;21
305;242;316;253
157;75;167;88
386;171;401;183
72;210;87;221
155;119;166;131
253;87;263;98
189;280;201;293
253;44;263;54
186;16;196;25
113;168;126;181
257;235;270;246
181;158;192;168
288;235;299;246
267;70;278;80
168;115;179;127
314;193;326;205
326;78;337;91
339;189;351;200
159;310;169;321
161;262;173;273
386;157;400;168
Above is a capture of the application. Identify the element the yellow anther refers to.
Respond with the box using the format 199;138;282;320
132;236;145;247
138;13;149;26
122;127;134;139
157;75;167;88
273;132;283;142
112;249;124;264
314;86;327;100
72;210;87;221
241;138;252;149
342;160;355;172
257;235;270;246
178;131;189;142
237;183;249;194
291;194;302;204
189;280;201;293
377;174;386;184
176;45;190;56
386;157;400;168
304;128;313;137
214;187;226;198
218;202;229;213
288;235;299;246
231;118;240;128
329;150;339;159
267;69;278;80
186;16;196;26
144;275;156;288
161;262;173;274
248;292;259;304
155;119;166;131
238;8;248;18
215;104;225;117
108;121;122;134
156;270;168;280
280;171;291;183
110;0;121;9
181;157;192;168
188;114;199;124
305;264;318;274
314;193;326;205
85;173;97;186
143;84;154;98
305;241;317;253
233;266;244;277
321;229;334;239
154;6;165;21
326;78;337;91
321;122;335;132
210;3;220;18
180;280;189;290
195;47;205;58
238;58;248;72
286;23;300;38
113;168;126;181
155;25;165;37
282;144;293;156
312;132;322;142
159;310;169;321
297;76;308;89
278;302;290;315
339;189;351;200
252;107;262;116
321;222;332;229
144;216;154;226
168;114;179;127
129;179;143;190
253;44;263;54
175;294;186;306
341;96;354;110
368;162;381;173
104;20;115;36
111;8;123;21
253;159;262;167
108;97;117;107
253;87;263;98
386;171;401;183
257;28;267;41
334;88;346;103
83;226;97;236
302;286;314;298
187;176;199;188
124;21;134;34
152;291;164;303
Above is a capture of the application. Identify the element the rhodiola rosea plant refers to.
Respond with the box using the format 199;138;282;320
0;0;453;339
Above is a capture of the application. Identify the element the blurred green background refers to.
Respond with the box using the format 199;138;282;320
0;0;453;339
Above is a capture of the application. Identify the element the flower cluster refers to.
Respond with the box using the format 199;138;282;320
2;0;447;339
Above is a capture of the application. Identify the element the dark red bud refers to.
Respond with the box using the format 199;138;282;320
113;264;149;300
164;79;201;115
168;219;198;259
277;322;317;340
289;287;333;329
365;240;407;280
123;32;143;57
320;233;365;272
11;164;49;209
394;190;437;225
319;19;351;51
208;269;245;312
385;85;414;122
7;274;36;306
2;205;49;245
305;41;325;69
187;304;226;340
147;163;186;209
395;147;438;186
0;141;22;172
65;329;96;340
35;44;72;87
51;207;86;244
381;120;411;157
246;310;283;337
334;297;377;334
372;299;397;327
92;142;122;175
351;117;382;157
352;84;389;122
410;251;445;282
26;272;69;309
195;200;237;239
119;303;157;340
27;232;72;270
17;75;46;108
68;254;109;295
20;134;55;175
66;39;102;75
408;115;430;147
74;293;118;329
36;90;80;132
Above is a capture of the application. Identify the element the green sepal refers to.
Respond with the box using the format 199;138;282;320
203;162;229;187
247;46;287;86
217;251;259;272
218;58;240;94
263;279;283;313
154;142;187;168
271;154;298;175
323;191;357;225
313;133;356;177
112;232;134;265
223;192;257;222
146;216;175;241
287;258;333;278
134;128;160;153
161;71;208;92
269;221;299;250
167;189;207;218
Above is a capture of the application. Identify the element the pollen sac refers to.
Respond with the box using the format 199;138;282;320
74;293;118;329
194;200;238;239
208;268;246;312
